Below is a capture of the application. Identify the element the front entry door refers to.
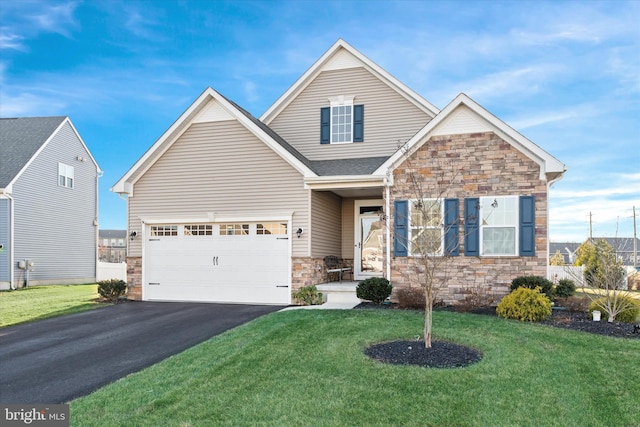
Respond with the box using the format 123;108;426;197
355;200;384;279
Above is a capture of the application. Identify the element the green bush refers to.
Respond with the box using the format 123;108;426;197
511;276;554;300
497;287;552;322
292;285;323;306
555;279;576;298
97;279;127;303
588;296;640;323
356;277;392;304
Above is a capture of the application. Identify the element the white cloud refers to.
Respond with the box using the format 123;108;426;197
0;32;26;50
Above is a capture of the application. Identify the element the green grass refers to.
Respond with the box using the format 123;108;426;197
70;309;640;427
0;284;106;327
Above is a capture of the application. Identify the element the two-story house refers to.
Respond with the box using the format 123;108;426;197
0;116;101;289
112;39;566;305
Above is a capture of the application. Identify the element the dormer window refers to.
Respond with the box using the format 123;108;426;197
320;96;363;144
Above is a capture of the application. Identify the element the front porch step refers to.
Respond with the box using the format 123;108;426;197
316;282;360;304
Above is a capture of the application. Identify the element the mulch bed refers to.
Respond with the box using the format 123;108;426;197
356;302;640;368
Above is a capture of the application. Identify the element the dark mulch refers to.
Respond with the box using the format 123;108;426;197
356;302;640;369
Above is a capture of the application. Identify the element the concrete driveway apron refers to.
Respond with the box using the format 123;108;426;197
0;301;284;404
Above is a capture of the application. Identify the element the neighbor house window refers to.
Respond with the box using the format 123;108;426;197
320;96;363;144
480;196;518;256
409;199;443;256
220;224;249;236
184;224;213;236
257;223;287;235
150;225;178;236
58;163;74;188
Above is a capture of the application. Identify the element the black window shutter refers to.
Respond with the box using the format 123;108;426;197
444;198;460;256
353;104;364;142
519;196;536;256
394;200;408;257
464;198;480;256
320;107;330;144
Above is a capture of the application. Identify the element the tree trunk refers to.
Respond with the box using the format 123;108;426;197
424;303;432;348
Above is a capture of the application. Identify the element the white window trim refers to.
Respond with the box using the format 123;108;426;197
479;195;519;256
58;162;74;189
408;198;444;257
328;95;355;144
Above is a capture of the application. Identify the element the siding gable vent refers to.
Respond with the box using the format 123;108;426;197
193;100;235;123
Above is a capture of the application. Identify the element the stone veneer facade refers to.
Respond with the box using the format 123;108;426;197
387;132;548;305
126;256;142;300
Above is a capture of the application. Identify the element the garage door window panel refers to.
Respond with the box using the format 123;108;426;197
220;224;249;236
184;224;213;236
151;225;178;236
257;223;287;235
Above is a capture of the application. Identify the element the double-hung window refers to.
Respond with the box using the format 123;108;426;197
320;96;363;144
409;199;443;256
480;196;518;256
58;163;74;188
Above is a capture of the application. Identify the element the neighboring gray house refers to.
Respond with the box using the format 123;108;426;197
551;238;639;267
99;229;127;263
0;116;101;289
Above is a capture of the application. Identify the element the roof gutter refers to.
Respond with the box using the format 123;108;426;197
1;189;15;290
304;174;385;190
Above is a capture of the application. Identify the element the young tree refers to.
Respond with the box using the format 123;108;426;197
392;150;463;348
573;239;632;322
550;250;565;266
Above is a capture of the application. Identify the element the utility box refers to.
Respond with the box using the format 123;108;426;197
18;259;34;270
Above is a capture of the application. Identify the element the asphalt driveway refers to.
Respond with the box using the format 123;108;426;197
0;301;284;404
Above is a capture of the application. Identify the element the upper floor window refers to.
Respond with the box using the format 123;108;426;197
320;96;363;144
58;163;74;188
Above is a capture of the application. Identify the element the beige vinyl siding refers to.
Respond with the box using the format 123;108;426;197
269;67;433;161
341;199;355;259
128;120;309;256
310;191;342;257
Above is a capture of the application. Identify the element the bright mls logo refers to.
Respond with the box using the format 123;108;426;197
1;404;69;426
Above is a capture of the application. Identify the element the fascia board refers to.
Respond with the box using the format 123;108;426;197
111;88;216;194
260;39;439;124
304;175;385;190
375;93;567;180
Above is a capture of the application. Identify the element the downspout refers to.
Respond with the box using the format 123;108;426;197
95;170;103;282
546;171;566;277
8;192;15;290
385;170;391;282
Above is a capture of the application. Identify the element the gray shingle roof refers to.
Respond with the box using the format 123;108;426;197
0;116;67;187
310;157;389;176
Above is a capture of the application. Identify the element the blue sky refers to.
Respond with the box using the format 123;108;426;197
1;0;638;242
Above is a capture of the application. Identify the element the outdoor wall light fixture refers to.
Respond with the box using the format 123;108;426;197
296;228;303;238
491;199;499;208
129;231;137;240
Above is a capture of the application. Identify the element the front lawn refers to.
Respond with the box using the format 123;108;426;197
70;309;640;426
0;284;105;327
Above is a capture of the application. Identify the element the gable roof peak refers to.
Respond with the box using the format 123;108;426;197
260;39;439;123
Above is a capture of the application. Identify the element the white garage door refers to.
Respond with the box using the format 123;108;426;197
144;222;290;304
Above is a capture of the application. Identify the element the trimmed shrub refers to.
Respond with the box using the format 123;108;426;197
497;287;552;322
555;279;576;298
292;285;323;306
588;296;640;323
397;287;425;309
511;276;554;300
356;277;392;304
97;279;127;303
